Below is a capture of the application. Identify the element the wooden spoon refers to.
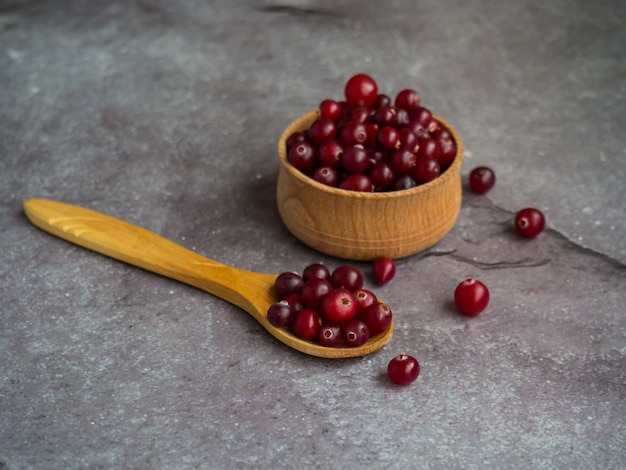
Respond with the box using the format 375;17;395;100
23;198;393;358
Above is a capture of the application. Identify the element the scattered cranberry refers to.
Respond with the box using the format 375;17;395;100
469;166;496;194
342;319;370;347
387;354;420;385
515;208;545;238
320;288;357;323
372;257;396;285
454;278;490;316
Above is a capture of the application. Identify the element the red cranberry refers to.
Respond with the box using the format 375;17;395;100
390;148;417;175
515;208;545;238
287;141;317;172
410;106;434;128
350;106;371;123
286;131;307;151
344;73;378;107
372;93;391;108
330;265;364;291
317;140;343;168
342;319;370;347
292;308;321;340
283;293;303;313
432;128;456;166
274;272;303;298
392;174;417;191
312;166;339;187
394;89;421;111
377;126;400;149
320;288;357;323
318;324;342;347
342;145;370;173
454;278;490;316
469;166;496;194
319;99;342;121
372;257;396;285
301;278;333;309
369;161;395;190
398;128;419;153
417;137;441;161
363;302;392;336
363;123;379;147
308;117;337;145
267;300;294;327
412;156;440;184
339;121;368;146
354;289;377;315
387;354;420;385
373;106;397;127
405;120;429;139
302;263;331;282
339;173;373;192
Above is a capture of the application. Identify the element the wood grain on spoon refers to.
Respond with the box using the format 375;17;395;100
23;198;393;358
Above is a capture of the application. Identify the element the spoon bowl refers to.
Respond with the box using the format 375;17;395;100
23;198;393;358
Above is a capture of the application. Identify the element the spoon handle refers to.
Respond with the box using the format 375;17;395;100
23;198;277;318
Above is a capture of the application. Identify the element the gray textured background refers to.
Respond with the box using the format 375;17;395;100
1;1;625;468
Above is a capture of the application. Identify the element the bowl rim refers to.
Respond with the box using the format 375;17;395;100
277;109;464;199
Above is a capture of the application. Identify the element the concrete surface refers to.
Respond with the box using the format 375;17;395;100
1;0;625;468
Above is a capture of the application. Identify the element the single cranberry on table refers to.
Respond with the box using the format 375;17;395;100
468;166;496;194
387;354;420;385
515;207;545;238
454;278;490;316
372;257;396;285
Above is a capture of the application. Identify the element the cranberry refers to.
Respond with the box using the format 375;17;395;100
398;128;419;153
320;288;357;323
515;208;545;238
318;140;343;168
342;145;370;173
354;289;377;315
287;141;317;172
301;278;333;309
292;308;321;340
431;128;456;166
394;89;421;111
339;173;373;192
312;166;339;187
283;293;303;313
417;137;440;161
319;99;342;121
344;73;378;107
372;93;391;108
330;265;364;291
339;121;368;146
405;120;429;139
350;106;371;123
363;123;379;147
454;278;490;316
392;174;417;191
412;156;440;184
469;166;496;194
308;117;337;145
387;354;420;385
377;126;400;149
342;319;370;347
372;257;396;285
410;106;434;128
363;302;392;336
267;300;294;327
302;263;331;282
318;324;342;347
390;148;417;175
274;271;303;298
369;161;395;190
286;131;307;151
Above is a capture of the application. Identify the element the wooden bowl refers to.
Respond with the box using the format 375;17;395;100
276;110;464;260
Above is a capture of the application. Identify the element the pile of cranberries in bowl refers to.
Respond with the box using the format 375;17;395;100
267;262;393;348
285;73;457;192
